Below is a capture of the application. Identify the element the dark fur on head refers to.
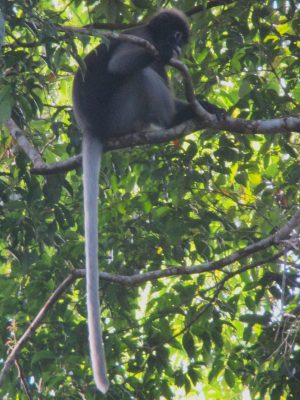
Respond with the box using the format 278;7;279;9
148;8;189;45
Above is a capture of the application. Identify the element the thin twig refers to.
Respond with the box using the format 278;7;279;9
15;359;33;400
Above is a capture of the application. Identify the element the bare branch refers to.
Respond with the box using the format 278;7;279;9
31;154;82;175
10;108;299;176
72;210;300;286
29;112;300;175
221;115;300;134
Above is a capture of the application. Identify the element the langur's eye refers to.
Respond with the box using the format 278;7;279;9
174;31;183;42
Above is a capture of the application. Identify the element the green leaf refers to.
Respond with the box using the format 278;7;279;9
31;351;55;365
224;368;236;388
182;332;195;359
0;86;13;123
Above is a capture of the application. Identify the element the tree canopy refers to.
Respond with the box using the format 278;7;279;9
0;0;300;399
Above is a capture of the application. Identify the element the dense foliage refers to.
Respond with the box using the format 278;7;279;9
0;0;300;399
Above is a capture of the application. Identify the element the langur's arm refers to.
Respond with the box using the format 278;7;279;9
108;42;154;75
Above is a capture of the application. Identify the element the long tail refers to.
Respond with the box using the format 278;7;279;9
82;133;109;393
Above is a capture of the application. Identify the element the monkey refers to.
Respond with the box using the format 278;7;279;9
72;8;223;393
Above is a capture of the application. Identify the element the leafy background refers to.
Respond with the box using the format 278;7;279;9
0;0;300;398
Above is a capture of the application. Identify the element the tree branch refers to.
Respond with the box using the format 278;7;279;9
72;210;300;286
5;119;45;168
8;110;300;176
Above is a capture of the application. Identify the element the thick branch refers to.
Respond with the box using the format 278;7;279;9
9;109;300;176
29;112;300;175
5;119;44;168
221;115;300;134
